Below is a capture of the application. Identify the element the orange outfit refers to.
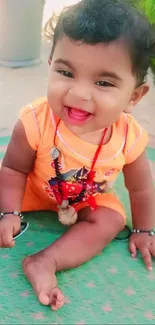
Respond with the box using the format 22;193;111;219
20;97;148;222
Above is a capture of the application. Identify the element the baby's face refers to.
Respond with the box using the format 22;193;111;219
47;36;144;137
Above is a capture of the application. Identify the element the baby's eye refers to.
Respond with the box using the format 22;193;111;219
95;80;114;87
57;70;74;78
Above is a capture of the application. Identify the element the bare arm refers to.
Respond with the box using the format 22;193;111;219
123;151;155;230
0;120;36;212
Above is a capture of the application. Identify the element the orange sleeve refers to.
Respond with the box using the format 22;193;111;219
19;97;46;151
124;115;148;165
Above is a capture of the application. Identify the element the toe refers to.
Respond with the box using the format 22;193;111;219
50;288;65;311
39;292;50;306
52;301;64;311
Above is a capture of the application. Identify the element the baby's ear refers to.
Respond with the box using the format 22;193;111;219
124;83;150;113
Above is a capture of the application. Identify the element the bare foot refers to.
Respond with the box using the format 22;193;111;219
22;252;65;311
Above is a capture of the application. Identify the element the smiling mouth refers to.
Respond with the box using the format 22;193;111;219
64;106;92;122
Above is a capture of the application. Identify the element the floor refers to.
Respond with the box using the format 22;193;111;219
0;144;155;324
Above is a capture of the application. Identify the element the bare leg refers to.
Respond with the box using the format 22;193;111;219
23;206;124;310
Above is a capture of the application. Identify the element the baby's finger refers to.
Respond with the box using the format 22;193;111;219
2;228;14;248
129;240;137;258
141;247;152;271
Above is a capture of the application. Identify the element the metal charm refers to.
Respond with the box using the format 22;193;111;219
58;200;78;226
51;146;60;160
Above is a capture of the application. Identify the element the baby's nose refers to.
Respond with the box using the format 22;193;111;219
69;86;92;101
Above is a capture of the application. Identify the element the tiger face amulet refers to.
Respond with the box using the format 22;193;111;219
58;205;78;226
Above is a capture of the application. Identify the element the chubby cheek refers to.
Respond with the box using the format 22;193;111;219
47;81;67;116
96;93;126;126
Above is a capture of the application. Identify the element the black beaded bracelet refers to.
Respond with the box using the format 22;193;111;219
132;229;155;236
0;211;23;219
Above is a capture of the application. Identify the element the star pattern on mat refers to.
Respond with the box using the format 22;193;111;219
76;320;85;325
124;287;135;296
38;224;44;228
26;241;34;247
32;312;45;320
1;254;9;259
86;281;96;288
10;272;18;278
102;303;112;312
108;266;118;274
20;290;29;297
128;270;135;277
147;272;155;281
64;296;71;304
145;311;155;320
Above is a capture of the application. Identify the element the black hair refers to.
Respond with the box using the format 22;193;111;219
45;0;155;85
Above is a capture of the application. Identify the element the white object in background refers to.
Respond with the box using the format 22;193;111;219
0;0;45;67
42;0;80;28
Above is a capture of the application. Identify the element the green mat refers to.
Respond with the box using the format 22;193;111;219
0;136;155;324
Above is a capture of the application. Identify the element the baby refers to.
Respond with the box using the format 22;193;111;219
0;0;155;311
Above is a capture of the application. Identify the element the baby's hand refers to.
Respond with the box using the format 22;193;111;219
0;214;21;248
129;233;155;271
